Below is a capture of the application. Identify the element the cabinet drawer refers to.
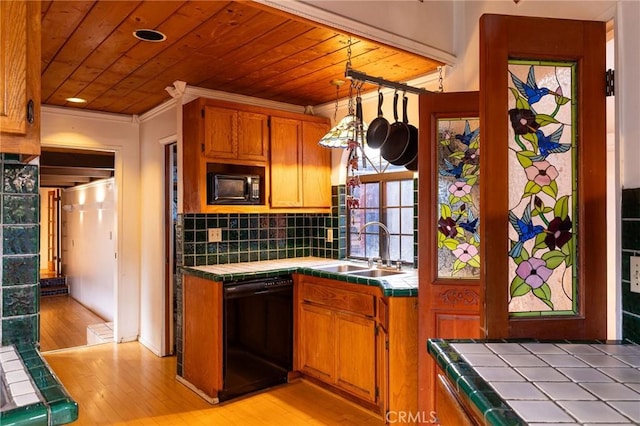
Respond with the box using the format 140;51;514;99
301;283;375;317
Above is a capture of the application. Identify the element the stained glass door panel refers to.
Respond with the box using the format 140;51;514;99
481;14;606;340
507;61;577;316
437;117;480;279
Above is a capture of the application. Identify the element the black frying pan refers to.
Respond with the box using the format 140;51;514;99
366;91;389;149
381;92;410;164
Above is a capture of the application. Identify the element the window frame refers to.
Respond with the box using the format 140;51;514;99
347;170;415;264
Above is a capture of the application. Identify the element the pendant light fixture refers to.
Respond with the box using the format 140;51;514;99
318;38;367;149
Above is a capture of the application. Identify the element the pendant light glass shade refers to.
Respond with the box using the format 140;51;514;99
318;114;368;148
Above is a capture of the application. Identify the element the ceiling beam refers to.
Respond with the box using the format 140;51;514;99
40;176;92;186
40;166;114;178
40;151;115;169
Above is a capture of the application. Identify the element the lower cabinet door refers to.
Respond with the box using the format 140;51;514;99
299;303;335;380
335;311;377;402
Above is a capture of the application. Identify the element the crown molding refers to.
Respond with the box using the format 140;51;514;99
42;105;136;123
181;85;307;114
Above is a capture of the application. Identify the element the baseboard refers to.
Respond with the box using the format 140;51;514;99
138;337;162;357
176;375;219;405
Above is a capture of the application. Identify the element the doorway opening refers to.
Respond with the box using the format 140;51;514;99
39;147;117;352
164;142;178;355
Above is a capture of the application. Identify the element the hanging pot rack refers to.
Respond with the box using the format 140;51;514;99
345;66;432;95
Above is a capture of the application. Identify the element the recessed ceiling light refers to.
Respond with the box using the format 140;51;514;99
65;97;87;103
133;29;167;42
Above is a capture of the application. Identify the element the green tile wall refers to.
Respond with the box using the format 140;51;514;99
180;186;347;267
622;187;640;344
180;212;338;266
1;154;40;346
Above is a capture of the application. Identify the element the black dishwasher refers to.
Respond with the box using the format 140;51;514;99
220;275;293;401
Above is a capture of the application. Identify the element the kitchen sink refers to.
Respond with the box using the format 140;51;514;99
347;269;404;278
315;264;369;273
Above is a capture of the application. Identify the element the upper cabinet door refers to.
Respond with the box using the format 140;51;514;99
238;111;269;162
270;116;303;207
203;106;237;160
480;14;607;339
0;0;40;156
301;121;331;208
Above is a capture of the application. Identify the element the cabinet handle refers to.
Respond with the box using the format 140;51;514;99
27;100;35;125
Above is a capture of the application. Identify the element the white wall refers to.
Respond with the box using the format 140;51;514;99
138;105;178;356
260;0;456;63
61;179;116;322
41;107;141;343
618;0;640;188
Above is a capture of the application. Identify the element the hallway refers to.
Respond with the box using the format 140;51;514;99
40;295;107;352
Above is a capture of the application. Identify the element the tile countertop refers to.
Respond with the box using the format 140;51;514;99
428;339;640;425
0;344;77;425
181;256;418;297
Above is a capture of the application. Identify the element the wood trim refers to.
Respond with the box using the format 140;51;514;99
387;297;418;422
182;275;223;398
163;143;173;355
480;14;607;339
435;374;479;426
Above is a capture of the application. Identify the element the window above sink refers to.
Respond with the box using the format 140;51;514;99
347;146;416;266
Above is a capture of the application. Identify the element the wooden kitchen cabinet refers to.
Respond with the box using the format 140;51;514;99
0;0;40;157
297;277;381;410
298;303;335;381
335;311;377;402
301;121;332;207
270;117;331;209
270;117;303;207
182;97;330;213
295;275;417;419
202;105;269;163
182;274;223;402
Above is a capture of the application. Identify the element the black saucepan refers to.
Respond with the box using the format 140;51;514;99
366;91;389;149
393;95;418;166
381;92;410;164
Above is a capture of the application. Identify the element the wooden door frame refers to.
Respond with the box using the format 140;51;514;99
480;14;607;339
164;142;177;355
417;91;482;415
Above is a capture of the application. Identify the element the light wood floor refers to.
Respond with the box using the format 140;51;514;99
43;342;384;425
40;295;107;352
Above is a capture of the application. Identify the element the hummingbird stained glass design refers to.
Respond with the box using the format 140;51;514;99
507;60;578;316
436;118;480;279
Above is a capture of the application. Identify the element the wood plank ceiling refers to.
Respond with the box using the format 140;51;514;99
40;0;444;116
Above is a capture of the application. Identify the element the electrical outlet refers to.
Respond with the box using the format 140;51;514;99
208;228;222;243
631;256;640;294
326;228;334;243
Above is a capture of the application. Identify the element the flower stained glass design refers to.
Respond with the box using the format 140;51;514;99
507;61;577;316
437;118;480;278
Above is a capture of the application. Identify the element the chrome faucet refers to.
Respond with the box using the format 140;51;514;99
358;221;391;268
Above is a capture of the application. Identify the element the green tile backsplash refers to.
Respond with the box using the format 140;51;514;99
1;154;40;346
181;212;338;266
622;187;640;344
180;187;347;267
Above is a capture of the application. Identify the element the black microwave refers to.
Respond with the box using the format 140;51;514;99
207;173;261;205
